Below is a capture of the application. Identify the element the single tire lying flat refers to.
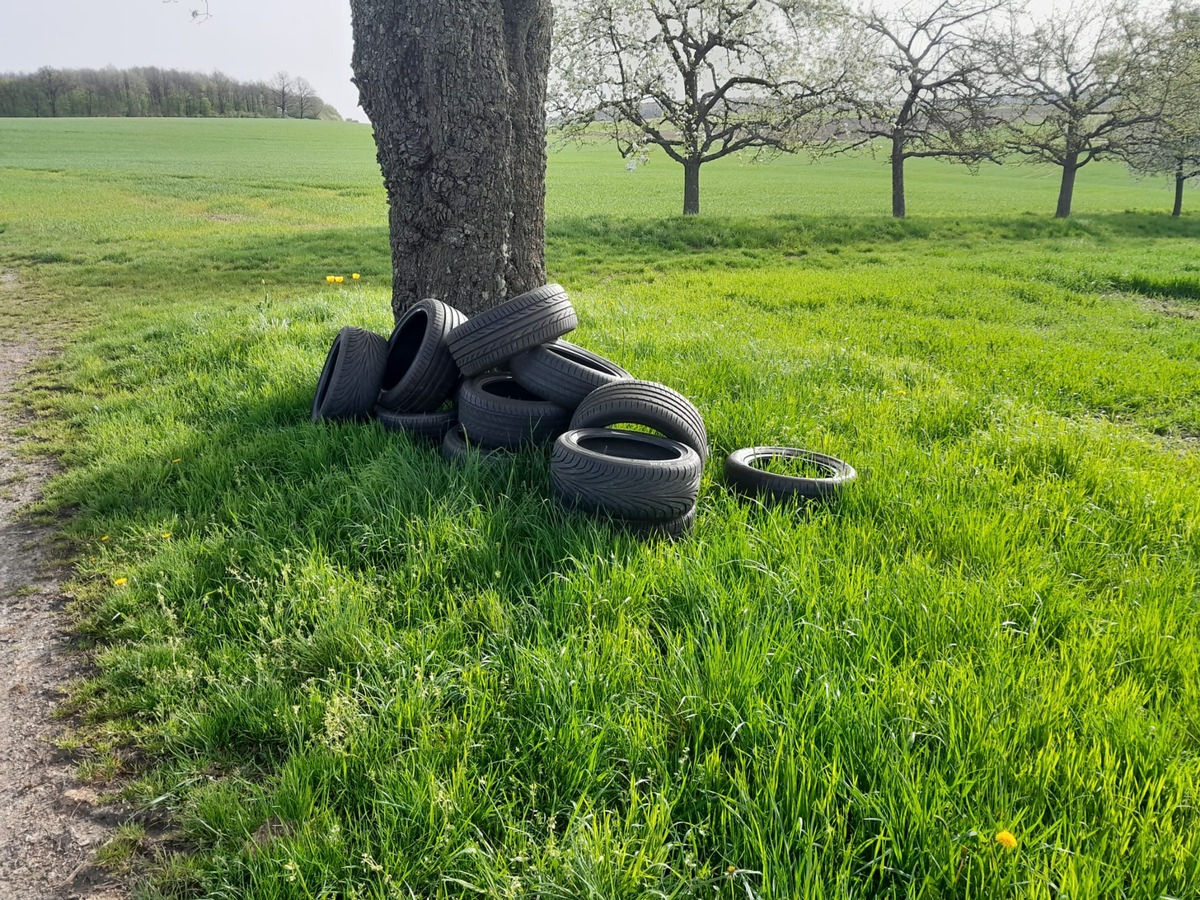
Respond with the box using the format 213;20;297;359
377;298;467;413
446;284;578;377
509;339;631;410
311;326;388;422
441;423;512;465
724;447;857;500
570;379;708;463
551;427;702;522
457;374;571;449
375;405;458;442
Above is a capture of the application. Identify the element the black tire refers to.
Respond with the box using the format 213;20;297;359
558;503;696;539
446;284;577;377
441;423;513;465
509;339;631;410
569;380;708;463
375;405;458;442
723;447;857;500
377;298;467;413
311;326;388;422
457;374;571;449
550;428;702;522
616;507;696;539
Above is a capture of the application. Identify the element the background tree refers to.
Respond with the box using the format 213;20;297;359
36;67;72;117
349;0;553;319
293;76;318;119
1126;1;1200;215
271;70;293;118
840;0;1002;218
994;0;1163;218
552;0;848;215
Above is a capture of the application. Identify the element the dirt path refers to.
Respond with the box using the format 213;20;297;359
0;275;121;898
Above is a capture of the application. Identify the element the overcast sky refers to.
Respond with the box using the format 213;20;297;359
0;1;1082;125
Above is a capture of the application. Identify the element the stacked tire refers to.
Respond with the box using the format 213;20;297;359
309;283;709;538
550;380;707;538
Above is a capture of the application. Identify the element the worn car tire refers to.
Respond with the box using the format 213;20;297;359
375;405;458;442
446;284;577;377
457;374;571;449
311;326;388;422
724;447;857;500
377;298;467;413
441;423;513;465
550;427;702;522
569;379;708;462
616;507;697;539
509;339;631;410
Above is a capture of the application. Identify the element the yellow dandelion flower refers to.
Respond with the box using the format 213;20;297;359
726;866;736;875
113;577;128;586
995;830;1017;849
335;275;344;283
326;275;335;283
352;273;360;280
162;532;172;539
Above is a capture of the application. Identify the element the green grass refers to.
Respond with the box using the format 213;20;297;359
2;118;1199;899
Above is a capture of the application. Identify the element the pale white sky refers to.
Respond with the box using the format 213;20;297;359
0;1;1076;124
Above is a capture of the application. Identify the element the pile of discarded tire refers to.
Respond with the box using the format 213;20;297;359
312;283;855;538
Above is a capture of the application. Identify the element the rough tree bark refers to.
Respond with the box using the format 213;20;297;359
1174;157;1185;217
683;158;701;216
1056;152;1079;219
350;0;552;320
891;133;906;220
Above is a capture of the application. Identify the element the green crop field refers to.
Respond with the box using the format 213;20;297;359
2;118;1198;899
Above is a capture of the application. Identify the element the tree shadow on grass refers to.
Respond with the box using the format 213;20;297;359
548;210;1200;258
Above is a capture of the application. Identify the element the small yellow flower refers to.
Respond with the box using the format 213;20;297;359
335;275;344;283
995;830;1017;849
726;865;736;875
100;535;109;542
113;577;128;586
162;532;172;539
326;275;335;283
352;273;360;280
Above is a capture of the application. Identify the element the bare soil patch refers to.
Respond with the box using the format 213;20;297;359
0;271;123;899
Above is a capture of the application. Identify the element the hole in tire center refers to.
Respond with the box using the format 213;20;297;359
577;434;682;461
482;378;546;402
549;343;608;372
381;309;429;389
750;454;836;479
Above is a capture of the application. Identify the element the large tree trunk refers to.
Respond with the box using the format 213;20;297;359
1055;154;1079;219
1174;157;1185;218
891;134;906;219
350;0;552;320
683;158;701;215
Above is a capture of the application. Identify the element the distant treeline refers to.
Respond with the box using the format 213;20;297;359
0;66;341;120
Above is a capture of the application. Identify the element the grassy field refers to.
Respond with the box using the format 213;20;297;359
2;117;1199;899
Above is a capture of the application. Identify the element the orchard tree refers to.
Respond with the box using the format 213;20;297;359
995;0;1163;218
840;0;1002;218
551;0;849;215
350;0;553;319
1126;1;1200;215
